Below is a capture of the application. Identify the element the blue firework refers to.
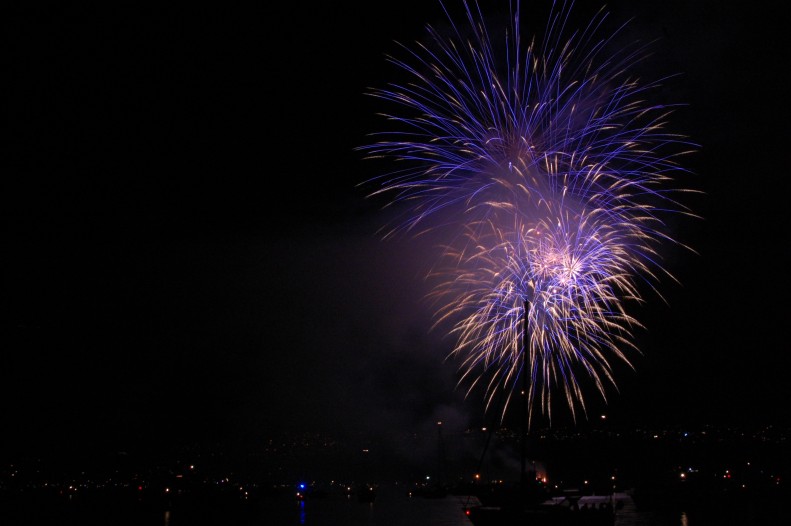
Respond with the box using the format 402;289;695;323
360;0;698;424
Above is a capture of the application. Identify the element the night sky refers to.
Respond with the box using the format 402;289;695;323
5;1;789;462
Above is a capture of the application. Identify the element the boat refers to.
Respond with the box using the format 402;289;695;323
464;492;617;526
461;302;620;525
458;416;620;525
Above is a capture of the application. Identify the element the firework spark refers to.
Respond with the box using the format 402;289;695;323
360;1;698;424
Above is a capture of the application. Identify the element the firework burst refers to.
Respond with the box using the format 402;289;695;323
360;1;698;425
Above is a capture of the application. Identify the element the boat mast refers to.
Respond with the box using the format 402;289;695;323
436;420;443;488
520;298;529;486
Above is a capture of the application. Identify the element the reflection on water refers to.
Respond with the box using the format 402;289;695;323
265;485;478;526
3;485;782;525
265;487;682;526
615;494;674;526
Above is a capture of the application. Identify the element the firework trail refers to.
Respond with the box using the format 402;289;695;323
360;1;698;425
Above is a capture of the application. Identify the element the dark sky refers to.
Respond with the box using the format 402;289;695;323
5;1;789;460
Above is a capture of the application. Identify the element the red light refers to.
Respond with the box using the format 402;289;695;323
465;509;471;516
138;485;143;491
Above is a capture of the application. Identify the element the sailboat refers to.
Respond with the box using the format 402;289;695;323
465;493;616;526
461;425;618;525
461;301;618;526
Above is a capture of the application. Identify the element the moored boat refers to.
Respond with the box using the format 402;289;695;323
464;493;617;526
